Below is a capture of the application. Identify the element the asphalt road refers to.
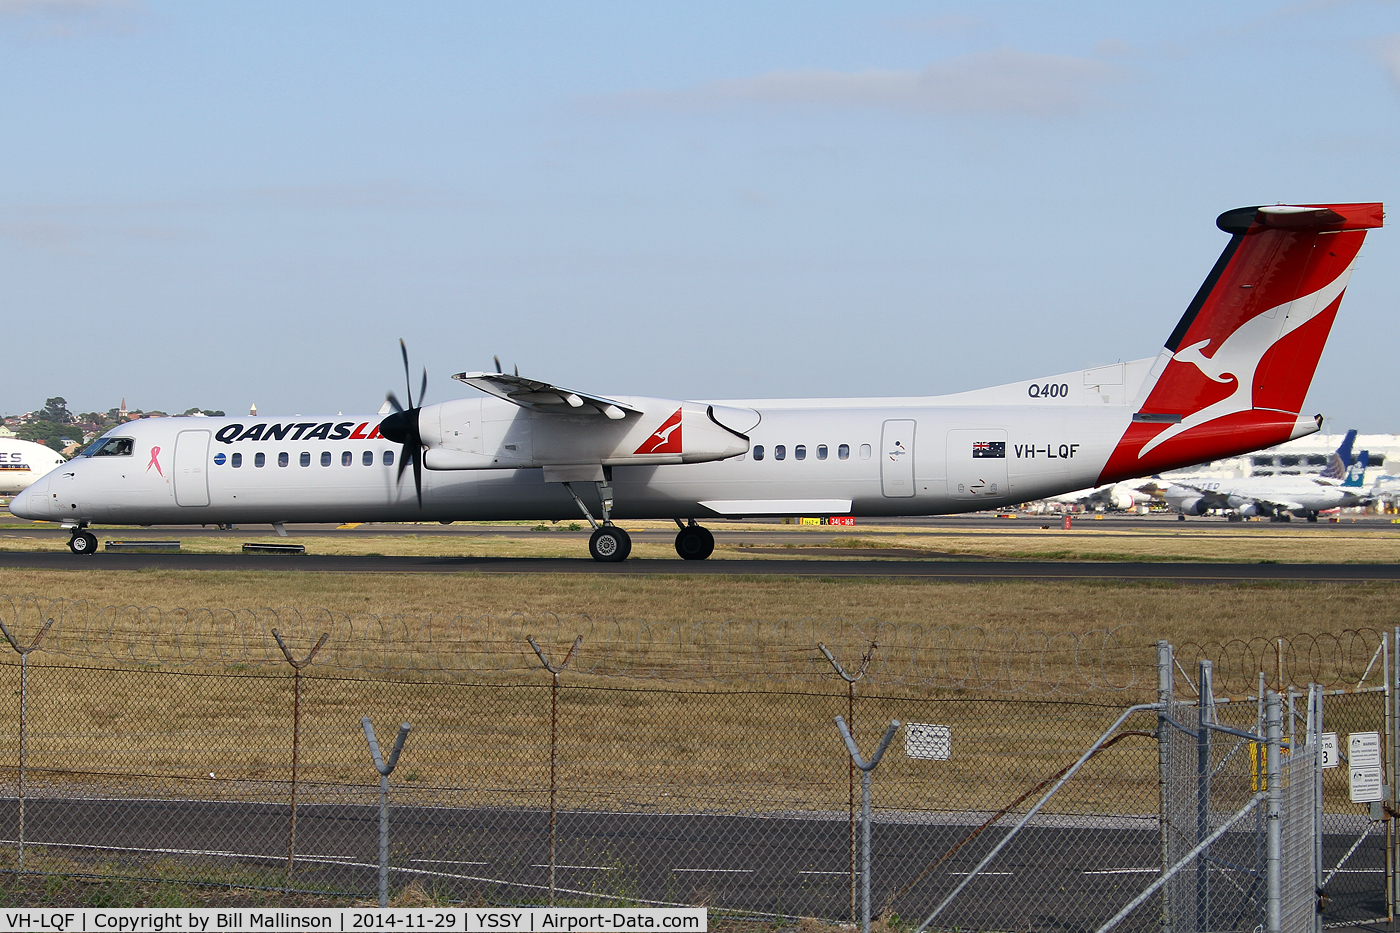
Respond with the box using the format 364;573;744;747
4;797;1383;928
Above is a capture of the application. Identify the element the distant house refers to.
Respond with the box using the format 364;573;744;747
0;424;14;438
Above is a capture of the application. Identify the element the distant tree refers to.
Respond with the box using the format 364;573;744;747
16;421;71;452
41;397;73;424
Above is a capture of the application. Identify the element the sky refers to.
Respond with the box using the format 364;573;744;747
1;1;1398;430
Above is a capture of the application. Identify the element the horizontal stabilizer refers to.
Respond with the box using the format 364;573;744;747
453;372;641;420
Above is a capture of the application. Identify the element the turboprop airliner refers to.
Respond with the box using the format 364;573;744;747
9;202;1383;560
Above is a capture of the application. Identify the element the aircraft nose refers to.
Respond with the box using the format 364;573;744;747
7;480;49;520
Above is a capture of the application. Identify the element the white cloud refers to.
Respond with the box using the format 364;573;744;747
1379;34;1400;88
598;49;1131;117
0;0;146;37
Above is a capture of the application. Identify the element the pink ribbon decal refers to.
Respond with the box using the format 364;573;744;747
146;446;163;476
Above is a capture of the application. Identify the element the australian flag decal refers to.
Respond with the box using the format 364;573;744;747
972;441;1006;459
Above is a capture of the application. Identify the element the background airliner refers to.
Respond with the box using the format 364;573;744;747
0;437;68;496
10;202;1383;560
1164;430;1371;521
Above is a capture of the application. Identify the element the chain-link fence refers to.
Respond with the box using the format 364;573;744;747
0;595;1392;931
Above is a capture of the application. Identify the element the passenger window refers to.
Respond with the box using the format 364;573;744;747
341;451;352;466
300;452;311;467
383;450;394;466
775;445;786;461
817;445;828;460
254;452;265;468
753;445;765;461
321;451;332;467
362;451;373;466
859;444;871;460
795;445;806;461
838;444;850;460
231;452;242;468
279;452;289;468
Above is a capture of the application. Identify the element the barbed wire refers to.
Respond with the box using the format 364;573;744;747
0;594;1158;695
1173;629;1387;695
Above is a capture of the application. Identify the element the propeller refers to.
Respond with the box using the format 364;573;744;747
377;339;428;508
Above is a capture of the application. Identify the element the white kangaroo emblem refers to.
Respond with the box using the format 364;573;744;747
1138;262;1354;457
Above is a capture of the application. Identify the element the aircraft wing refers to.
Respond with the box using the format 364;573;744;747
452;372;642;420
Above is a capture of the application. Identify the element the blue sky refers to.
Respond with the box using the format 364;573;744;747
2;1;1397;430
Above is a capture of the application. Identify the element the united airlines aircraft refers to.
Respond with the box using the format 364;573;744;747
9;202;1383;560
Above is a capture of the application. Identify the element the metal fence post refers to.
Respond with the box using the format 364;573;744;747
1310;683;1324;933
834;716;899;933
1266;690;1282;933
1157;640;1175;933
820;640;877;922
1388;627;1396;923
362;717;411;909
0;618;51;873
528;634;582;907
272;629;328;884
1197;659;1214;930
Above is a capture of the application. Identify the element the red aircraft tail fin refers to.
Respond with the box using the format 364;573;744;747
1099;202;1382;483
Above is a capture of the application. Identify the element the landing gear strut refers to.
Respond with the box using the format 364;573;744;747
674;519;714;560
563;475;632;563
68;529;97;555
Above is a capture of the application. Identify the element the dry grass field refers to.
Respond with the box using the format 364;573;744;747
0;518;1392;819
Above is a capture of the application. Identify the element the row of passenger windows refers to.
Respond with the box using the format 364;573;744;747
750;443;871;462
214;450;395;468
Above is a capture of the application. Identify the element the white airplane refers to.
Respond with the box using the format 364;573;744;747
1164;430;1371;521
9;202;1384;559
0;436;68;496
1042;481;1155;512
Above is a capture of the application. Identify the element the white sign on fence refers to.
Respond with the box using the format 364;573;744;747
1349;731;1381;769
1319;733;1339;769
1350;766;1384;803
905;723;951;760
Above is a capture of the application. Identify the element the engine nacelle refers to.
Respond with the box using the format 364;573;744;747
1108;485;1137;511
1177;496;1209;516
417;396;752;470
1235;501;1265;517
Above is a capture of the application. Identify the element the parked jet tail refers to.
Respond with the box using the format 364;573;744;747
1099;202;1383;484
1318;429;1359;481
1344;451;1369;488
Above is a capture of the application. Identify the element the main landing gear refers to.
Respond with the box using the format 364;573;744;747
562;477;632;563
674;519;714;560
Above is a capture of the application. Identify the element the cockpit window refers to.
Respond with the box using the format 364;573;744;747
87;437;135;457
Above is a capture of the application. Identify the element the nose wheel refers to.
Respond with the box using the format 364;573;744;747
674;520;714;560
68;531;98;555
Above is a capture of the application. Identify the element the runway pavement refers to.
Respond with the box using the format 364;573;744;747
2;549;1399;580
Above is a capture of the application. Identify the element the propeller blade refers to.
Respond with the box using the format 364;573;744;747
493;355;502;374
418;367;428;411
514;363;519;377
400;338;413;409
385;391;405;415
411;447;423;509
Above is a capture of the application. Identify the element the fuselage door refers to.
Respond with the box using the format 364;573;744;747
947;429;1008;500
880;419;916;498
173;430;211;507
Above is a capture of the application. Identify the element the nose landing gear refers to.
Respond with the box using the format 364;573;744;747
68;529;98;555
674;520;714;560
